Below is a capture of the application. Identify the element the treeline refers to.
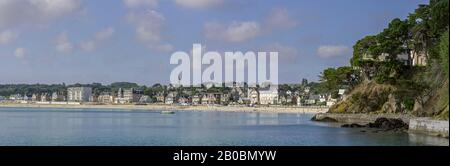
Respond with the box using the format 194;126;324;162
0;80;325;97
0;82;143;97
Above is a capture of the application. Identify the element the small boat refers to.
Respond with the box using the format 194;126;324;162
161;110;175;114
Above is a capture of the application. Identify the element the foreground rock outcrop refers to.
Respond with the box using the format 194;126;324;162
311;113;411;125
341;117;409;131
312;113;449;137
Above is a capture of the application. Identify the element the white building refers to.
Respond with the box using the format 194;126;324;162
297;97;302;106
221;93;230;104
410;50;427;66
231;83;246;102
40;93;50;102
23;94;30;101
326;98;338;107
192;95;201;105
51;92;66;101
304;87;310;94
201;92;221;105
31;93;41;101
98;92;114;103
363;52;410;65
326;101;336;107
9;94;23;100
67;87;92;102
319;94;327;103
338;89;346;95
259;85;279;105
89;95;98;103
165;92;178;105
247;88;259;105
115;88;143;104
139;95;152;103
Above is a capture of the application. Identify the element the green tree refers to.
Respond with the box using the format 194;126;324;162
439;29;449;77
319;66;359;96
430;0;449;36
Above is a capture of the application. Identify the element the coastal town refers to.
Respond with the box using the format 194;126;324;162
0;82;346;108
0;0;448;152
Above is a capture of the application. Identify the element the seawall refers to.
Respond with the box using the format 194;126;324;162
312;113;412;124
312;113;449;138
409;118;449;138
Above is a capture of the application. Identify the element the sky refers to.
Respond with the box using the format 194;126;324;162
0;0;429;85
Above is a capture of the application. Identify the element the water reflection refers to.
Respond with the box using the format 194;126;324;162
408;133;449;146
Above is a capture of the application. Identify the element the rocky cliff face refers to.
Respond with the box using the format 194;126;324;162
412;60;449;120
420;78;449;120
329;67;449;120
329;81;396;114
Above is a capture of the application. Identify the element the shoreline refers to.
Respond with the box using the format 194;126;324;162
0;103;329;114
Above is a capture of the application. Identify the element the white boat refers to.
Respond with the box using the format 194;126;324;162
161;110;175;114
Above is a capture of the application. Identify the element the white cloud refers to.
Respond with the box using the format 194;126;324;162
0;0;83;28
95;27;115;40
174;0;223;9
126;10;174;53
149;43;175;53
317;45;350;58
127;10;165;43
124;0;158;8
14;47;26;58
0;30;18;44
204;21;261;43
264;8;298;30
80;41;96;52
80;27;115;51
261;43;300;62
55;32;74;54
203;8;297;43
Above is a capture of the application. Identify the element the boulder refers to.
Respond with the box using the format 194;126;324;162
367;118;408;130
311;115;338;122
341;123;366;128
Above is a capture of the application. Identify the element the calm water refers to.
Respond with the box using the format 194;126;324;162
0;107;448;146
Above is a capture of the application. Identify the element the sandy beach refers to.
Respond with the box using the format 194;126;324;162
0;103;329;114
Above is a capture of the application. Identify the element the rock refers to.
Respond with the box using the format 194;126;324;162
367;118;408;130
320;117;338;122
412;98;424;115
340;117;408;132
311;115;338;122
341;123;366;128
382;94;398;113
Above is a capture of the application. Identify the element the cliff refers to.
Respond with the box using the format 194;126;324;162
329;64;449;120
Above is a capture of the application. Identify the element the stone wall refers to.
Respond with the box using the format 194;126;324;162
312;113;412;124
409;118;449;138
313;113;449;138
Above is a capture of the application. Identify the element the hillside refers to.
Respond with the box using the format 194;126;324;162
329;68;448;120
326;0;449;120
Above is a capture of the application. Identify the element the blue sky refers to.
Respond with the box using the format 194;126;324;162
0;0;428;85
